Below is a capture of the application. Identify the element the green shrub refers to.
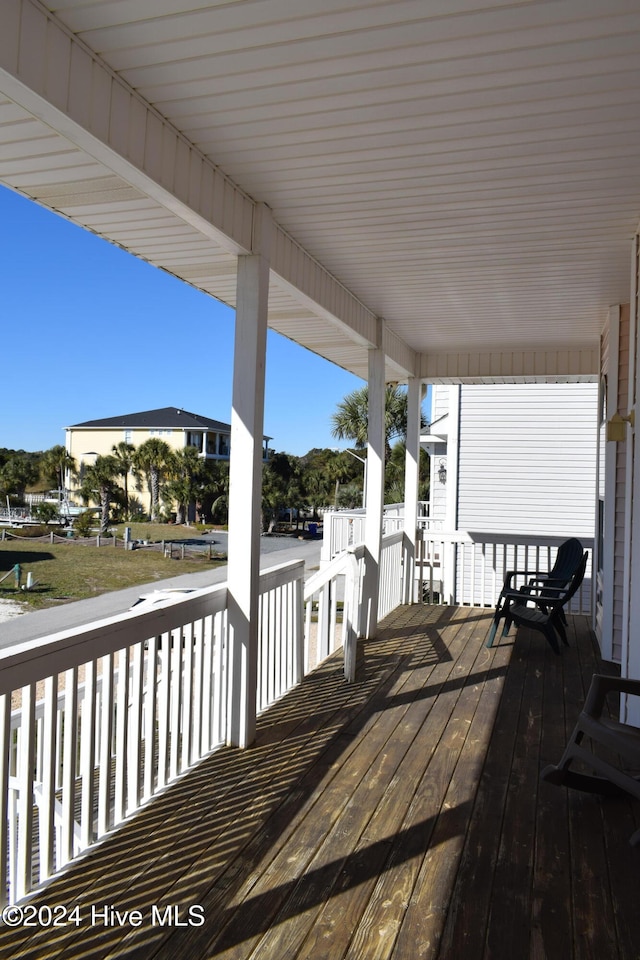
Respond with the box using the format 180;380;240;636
32;502;60;524
73;511;96;537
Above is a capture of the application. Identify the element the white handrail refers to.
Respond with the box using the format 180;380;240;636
1;558;308;908
0;583;229;696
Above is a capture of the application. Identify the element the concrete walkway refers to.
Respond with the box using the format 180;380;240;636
0;534;322;649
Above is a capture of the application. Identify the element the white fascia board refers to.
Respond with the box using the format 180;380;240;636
271;264;417;377
270;241;377;350
419;348;599;382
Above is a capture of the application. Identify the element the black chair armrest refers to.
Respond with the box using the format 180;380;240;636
502;569;549;591
584;673;640;716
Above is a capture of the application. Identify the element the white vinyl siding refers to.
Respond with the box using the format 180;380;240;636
429;442;448;522
431;387;450;425
456;384;598;538
613;307;631;663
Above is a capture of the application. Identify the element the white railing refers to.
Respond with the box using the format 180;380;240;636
305;528;408;680
3;587;228;906
257;561;304;713
322;508;407;561
379;530;405;621
1;559;306;907
416;530;594;613
7;522;513;908
6;522;588;907
304;546;361;681
0;507;33;523
324;510;365;557
417;517;444;532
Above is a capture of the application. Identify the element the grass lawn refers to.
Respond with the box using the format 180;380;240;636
0;540;226;610
111;521;226;541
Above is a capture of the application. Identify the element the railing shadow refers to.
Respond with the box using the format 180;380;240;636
3;604;509;960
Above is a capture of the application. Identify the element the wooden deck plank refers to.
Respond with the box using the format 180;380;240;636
100;609;455;960
196;607;480;960
3;606;640;960
437;619;530;960
484;625;543;959
530;622;574;960
564;619;621;960
260;610;477;960
381;610;500;960
345;608;495;960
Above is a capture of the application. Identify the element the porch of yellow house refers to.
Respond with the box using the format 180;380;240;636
5;605;639;960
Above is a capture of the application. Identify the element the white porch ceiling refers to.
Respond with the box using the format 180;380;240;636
2;0;640;381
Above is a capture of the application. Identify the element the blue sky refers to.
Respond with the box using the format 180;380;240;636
0;185;366;457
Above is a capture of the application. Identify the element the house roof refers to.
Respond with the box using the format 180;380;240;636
69;407;231;431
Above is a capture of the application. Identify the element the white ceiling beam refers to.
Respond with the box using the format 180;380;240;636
0;0;253;255
0;0;417;378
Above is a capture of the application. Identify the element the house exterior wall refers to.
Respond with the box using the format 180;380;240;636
66;425;232;467
455;383;598;538
66;426;187;465
429;442;448;522
431;386;450;424
66;426;189;508
424;385;457;527
613;305;631;662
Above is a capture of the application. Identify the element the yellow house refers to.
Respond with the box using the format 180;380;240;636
66;407;271;517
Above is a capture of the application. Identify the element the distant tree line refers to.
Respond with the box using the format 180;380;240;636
0;386;429;534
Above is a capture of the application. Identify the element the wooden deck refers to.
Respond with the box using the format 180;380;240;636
5;604;640;960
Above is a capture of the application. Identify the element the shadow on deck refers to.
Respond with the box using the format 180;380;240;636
4;605;640;960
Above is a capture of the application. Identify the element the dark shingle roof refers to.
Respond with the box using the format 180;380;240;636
69;407;231;431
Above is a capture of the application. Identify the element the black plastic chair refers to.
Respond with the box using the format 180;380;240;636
541;674;640;844
486;538;584;649
497;551;588;653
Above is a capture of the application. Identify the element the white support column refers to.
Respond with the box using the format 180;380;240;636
599;306;620;659
403;378;421;604
443;384;461;603
361;338;385;638
226;204;271;748
623;235;640;725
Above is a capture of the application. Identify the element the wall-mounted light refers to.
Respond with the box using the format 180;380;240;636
607;410;635;442
438;458;447;484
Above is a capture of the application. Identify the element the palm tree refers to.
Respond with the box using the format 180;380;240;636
165;447;206;524
260;452;302;532
40;444;76;495
79;454;120;534
133;438;172;521
331;384;412;455
328;450;360;508
301;464;333;518
200;460;230;524
111;441;138;519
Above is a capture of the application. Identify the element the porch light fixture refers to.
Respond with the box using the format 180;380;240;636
438;459;447;483
607;410;635;442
